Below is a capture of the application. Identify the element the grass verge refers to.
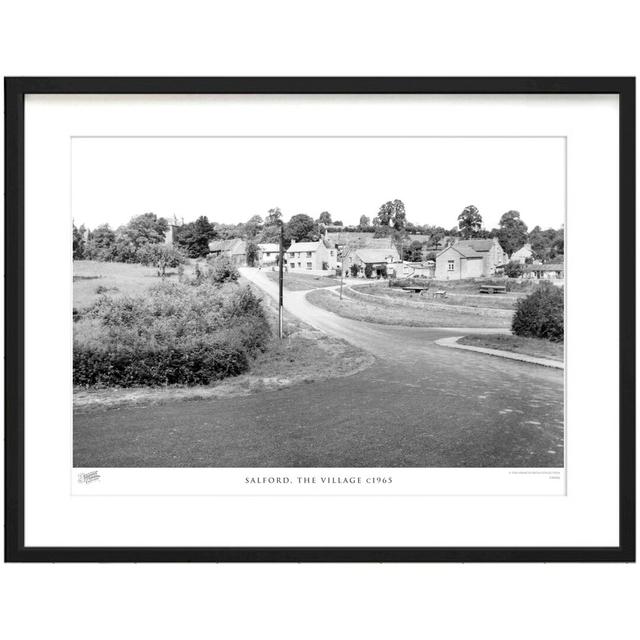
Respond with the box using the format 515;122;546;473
306;289;511;329
264;270;341;291
457;334;564;361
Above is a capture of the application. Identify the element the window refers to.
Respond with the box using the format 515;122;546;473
289;252;295;257
447;260;455;271
306;262;312;270
330;251;334;256
290;263;295;269
306;252;312;258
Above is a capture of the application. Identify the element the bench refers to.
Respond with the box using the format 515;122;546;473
479;285;507;294
401;286;430;294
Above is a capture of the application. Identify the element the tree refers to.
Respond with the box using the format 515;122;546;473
457;205;483;238
318;211;332;225
359;215;370;229
135;244;186;277
374;199;406;229
246;241;260;267
503;260;525;278
244;215;264;238
364;264;373;278
265;207;283;226
333;219;343;226
429;230;445;250
497;210;528;257
350;264;361;277
72;224;86;259
512;282;564;341
403;240;424;262
176;216;217;258
286;213;317;242
84;223;116;261
529;225;564;261
124;212;169;247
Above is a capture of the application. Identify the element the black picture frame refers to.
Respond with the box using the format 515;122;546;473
4;77;635;563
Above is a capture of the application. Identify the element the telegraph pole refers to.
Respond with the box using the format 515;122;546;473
339;251;344;300
278;220;284;339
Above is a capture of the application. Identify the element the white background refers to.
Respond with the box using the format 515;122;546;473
1;2;638;639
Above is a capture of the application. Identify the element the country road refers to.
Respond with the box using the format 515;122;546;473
74;269;564;468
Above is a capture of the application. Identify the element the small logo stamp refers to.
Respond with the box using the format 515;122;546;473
78;470;101;484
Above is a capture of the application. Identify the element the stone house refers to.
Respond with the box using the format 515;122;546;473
257;243;280;266
511;243;533;264
208;238;247;266
286;239;337;271
523;262;565;280
344;246;401;277
435;237;507;280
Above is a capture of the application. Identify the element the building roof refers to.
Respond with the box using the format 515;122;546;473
258;243;280;253
287;240;323;253
437;244;483;259
208;238;245;254
524;263;565;272
511;243;532;257
455;238;496;253
355;248;400;264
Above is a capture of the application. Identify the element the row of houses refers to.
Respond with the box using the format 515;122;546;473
203;232;562;281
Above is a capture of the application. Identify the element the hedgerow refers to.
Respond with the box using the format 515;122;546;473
73;282;270;387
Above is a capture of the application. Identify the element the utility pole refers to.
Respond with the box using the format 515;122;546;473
278;220;284;339
339;250;344;300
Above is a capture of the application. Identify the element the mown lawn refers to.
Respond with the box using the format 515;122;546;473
458;334;564;361
306;289;511;329
353;282;520;310
264;270;341;291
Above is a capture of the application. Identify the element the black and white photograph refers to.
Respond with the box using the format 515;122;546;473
72;136;565;471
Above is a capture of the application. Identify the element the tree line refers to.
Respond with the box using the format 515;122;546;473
73;201;564;267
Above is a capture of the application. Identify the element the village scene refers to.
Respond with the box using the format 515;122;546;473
73;200;565;469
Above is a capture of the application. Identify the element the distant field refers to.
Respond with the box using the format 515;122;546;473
73;260;192;309
264;270;341;291
306;289;511;329
458;334;564;361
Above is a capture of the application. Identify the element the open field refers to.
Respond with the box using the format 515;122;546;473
73;259;193;309
458;334;564;362
306;288;512;329
264;270;341;291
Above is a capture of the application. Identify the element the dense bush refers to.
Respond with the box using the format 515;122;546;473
74;282;270;387
503;260;525;278
390;277;431;289
512;282;564;341
207;255;240;284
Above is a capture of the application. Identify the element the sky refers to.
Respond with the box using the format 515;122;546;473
71;136;565;231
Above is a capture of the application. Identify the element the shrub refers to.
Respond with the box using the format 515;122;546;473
503;261;525;278
364;264;373;278
207;255;240;284
512;282;564;341
349;264;361;277
74;282;270;387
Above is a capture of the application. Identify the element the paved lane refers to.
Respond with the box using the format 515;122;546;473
73;270;564;467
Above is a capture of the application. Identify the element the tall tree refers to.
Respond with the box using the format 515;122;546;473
457;205;483;239
374;199;406;228
359;214;371;229
176;216;217;258
125;212;169;247
497;210;528;256
265;207;283;226
72;224;86;259
286;214;318;243
318;211;332;225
